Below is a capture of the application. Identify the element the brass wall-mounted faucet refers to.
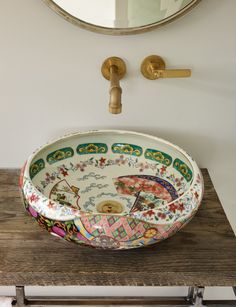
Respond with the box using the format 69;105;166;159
101;57;126;114
101;55;190;114
141;55;191;80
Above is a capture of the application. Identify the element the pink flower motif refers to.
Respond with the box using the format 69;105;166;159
138;162;145;172
99;157;106;166
178;203;185;212
169;203;178;213
59;168;68;177
196;174;201;183
158;212;166;219
194;192;199;199
47;201;55;209
115;155;125;165
160;165;167;175
76;163;86;172
29;193;39;203
143;209;155;217
175;178;181;187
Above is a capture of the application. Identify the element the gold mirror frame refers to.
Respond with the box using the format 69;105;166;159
43;0;202;35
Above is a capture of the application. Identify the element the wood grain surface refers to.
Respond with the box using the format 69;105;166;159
0;169;235;286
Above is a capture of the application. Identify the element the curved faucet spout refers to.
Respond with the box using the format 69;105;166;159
109;65;122;114
101;57;126;115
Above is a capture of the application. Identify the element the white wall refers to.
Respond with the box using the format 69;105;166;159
0;0;236;300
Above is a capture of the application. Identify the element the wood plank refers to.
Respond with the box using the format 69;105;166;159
0;169;235;286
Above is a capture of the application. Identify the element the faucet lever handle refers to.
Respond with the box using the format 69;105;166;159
152;69;191;79
141;55;191;80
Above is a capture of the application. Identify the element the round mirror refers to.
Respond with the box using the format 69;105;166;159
43;0;201;35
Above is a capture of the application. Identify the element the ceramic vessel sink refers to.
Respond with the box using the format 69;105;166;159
20;130;204;250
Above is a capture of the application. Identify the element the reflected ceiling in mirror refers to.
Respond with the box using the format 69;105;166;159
44;0;201;35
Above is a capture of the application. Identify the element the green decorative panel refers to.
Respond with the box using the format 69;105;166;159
144;149;172;166
173;158;193;182
112;143;143;156
30;159;45;179
47;147;74;164
77;143;108;155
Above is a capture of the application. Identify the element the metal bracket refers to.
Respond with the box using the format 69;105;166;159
101;56;126;81
13;285;236;306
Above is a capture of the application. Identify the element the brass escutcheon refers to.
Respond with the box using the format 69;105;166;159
97;200;124;214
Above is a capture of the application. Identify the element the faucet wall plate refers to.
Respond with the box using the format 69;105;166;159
101;57;126;81
141;55;165;80
141;55;191;80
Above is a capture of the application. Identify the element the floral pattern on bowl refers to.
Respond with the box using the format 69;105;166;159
20;130;204;250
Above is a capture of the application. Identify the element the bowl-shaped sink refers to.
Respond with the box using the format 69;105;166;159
20;130;204;250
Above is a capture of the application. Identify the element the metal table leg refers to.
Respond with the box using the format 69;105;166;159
233;287;236;297
15;286;26;307
13;285;236;306
187;286;205;306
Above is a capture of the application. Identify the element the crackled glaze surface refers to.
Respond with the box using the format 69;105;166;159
20;130;204;250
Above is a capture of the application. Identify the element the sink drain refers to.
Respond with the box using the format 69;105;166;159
96;200;124;214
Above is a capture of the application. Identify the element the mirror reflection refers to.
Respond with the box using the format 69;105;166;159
53;0;196;29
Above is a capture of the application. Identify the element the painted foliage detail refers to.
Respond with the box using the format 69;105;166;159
23;195;174;250
114;175;178;213
25;154;199;226
28;154;193;221
47;147;74;164
23;196;88;246
49;179;81;209
112;143;143;157
30;159;45;179
38;155;173;190
77;143;108;155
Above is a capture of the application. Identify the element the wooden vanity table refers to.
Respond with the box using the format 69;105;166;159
0;169;235;306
